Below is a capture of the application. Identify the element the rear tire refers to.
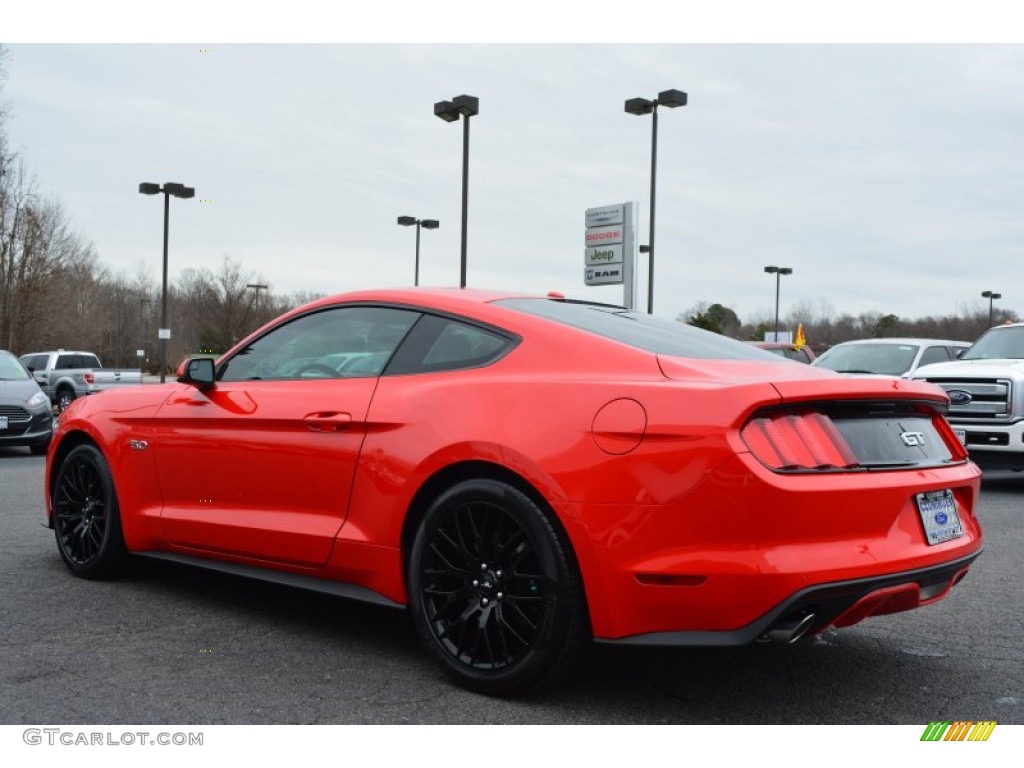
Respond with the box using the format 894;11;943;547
52;444;128;579
407;479;590;695
56;388;75;413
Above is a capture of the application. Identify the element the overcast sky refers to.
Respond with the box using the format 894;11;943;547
4;11;1024;330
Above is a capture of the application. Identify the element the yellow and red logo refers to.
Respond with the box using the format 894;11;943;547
921;721;997;741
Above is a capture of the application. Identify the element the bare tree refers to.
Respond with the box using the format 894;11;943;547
172;255;272;356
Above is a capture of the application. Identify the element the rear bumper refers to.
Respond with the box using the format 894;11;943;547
570;452;982;640
598;551;981;646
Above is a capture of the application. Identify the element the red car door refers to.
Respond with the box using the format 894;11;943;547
151;304;419;568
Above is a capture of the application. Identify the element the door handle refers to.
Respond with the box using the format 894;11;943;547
304;412;353;432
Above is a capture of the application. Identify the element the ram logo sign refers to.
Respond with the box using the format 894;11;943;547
584;266;623;285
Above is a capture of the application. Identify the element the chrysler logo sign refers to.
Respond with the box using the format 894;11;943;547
585;205;625;227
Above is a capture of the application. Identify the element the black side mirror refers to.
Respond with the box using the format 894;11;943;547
177;357;216;389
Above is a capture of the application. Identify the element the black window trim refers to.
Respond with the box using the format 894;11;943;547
382;311;521;376
214;301;521;381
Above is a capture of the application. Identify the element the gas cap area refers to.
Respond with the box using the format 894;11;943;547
591;398;648;455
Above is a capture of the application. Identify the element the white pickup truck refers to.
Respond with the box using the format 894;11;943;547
18;350;143;412
912;322;1024;472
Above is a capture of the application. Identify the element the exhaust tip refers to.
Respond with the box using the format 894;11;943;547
765;612;817;644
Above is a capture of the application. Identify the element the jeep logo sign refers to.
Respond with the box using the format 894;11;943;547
585;245;623;266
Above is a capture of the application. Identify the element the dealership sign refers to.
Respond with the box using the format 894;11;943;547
584;203;636;307
585;225;624;246
585;244;623;265
585;205;625;228
585;266;624;285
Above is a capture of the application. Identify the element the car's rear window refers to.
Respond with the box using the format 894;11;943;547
495;298;773;360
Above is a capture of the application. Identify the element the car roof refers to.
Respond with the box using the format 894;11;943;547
261;287;625;336
828;337;970;347
302;286;537;310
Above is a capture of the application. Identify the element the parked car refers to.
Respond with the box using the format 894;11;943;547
0;350;54;455
812;338;971;377
18;350;143;412
912;321;1024;471
45;288;982;695
747;341;816;364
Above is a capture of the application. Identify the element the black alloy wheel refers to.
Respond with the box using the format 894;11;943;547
52;444;128;579
408;479;590;695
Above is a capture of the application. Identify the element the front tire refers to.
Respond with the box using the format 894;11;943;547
52;444;128;579
407;479;590;695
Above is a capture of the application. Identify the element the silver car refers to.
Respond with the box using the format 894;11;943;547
0;350;55;455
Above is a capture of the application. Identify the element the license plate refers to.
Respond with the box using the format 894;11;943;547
953;428;966;445
916;489;964;545
0;416;7;430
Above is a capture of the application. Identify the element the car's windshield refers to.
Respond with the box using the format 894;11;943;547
0;353;30;381
815;343;919;376
961;326;1024;360
495;298;776;360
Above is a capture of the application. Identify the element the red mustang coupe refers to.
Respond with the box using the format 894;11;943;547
46;288;983;694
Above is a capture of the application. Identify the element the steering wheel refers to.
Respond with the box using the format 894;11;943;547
294;363;340;379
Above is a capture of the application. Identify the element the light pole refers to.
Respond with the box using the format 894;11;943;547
434;94;478;288
139;182;195;382
397;216;440;286
764;266;793;340
247;283;268;332
981;290;1002;327
624;88;687;314
140;297;151;378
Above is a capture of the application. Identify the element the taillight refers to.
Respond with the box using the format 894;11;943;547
83;372;95;384
932;415;969;462
742;411;859;470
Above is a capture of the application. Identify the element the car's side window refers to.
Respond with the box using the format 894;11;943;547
21;354;46;372
919;346;951;366
218;306;420;382
385;314;517;375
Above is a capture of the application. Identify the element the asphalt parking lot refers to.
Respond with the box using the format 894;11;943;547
1;448;1021;725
